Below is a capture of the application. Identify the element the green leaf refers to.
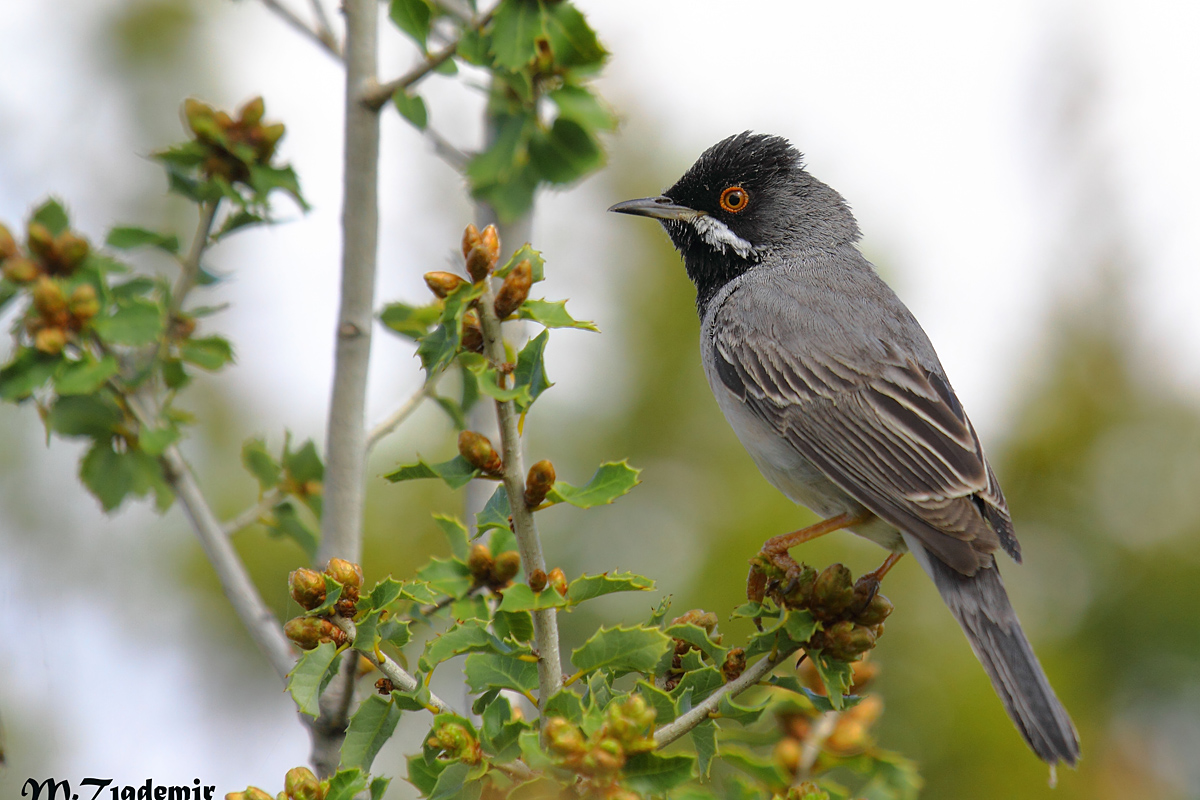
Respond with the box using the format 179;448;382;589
393;90;429;130
0;350;59;400
415;556;473;598
368;777;390;800
571;625;672;676
542;690;585;723
247;163;310;210
547;461;641;508
692;718;718;779
32;199;70;236
464;652;538;694
721;747;789;790
784;609;819;644
138;425;179;457
55;356;119;396
518;298;597;331
466;112;535;192
647;595;672;627
341;694;402;772
380;618;413;650
480;695;528;762
496;582;569;613
287;642;341;717
389;0;433;49
807;649;855;710
489;0;541;69
91;299;163;346
49;394;121;438
548;85;617;132
434;514;471;561
398;579;442;605
352;608;386;655
466;363;532;405
395;686;434;711
456;27;491;66
529;118;604;185
665;623;727;662
475;484;511;536
540;1;606;69
180;335;234;370
105;226;180;254
717;693;767;725
385;454;481;489
419;620;518;672
161;358;189;390
494;243;545;282
635;680;676;725
427;762;477;800
512;330;551;413
284;436;325;484
214;209;265;240
566;571;654;604
406;752;446;796
764;675;860;714
305;574;344;617
323;768;368;800
493;609;533;643
267;502;319;560
80;440;136;511
623;752;695;794
241;437;282;491
379;301;441;340
672;667;724;709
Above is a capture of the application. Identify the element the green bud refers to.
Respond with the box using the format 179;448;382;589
324;558;363;590
466;543;493;582
283;767;322;800
490;550;521;584
34;326;66;355
183;98;214;134
240;96;266;127
26;221;55;261
811;563;855;618
544;717;585;755
284;616;344;650
54;231;89;272
288;568;327;610
257;123;286;160
457;430;502;474
855;592;893;626
782;564;818;608
0;222;17;259
68;284;99;322
32;275;67;318
2;256;39;284
427;721;481;764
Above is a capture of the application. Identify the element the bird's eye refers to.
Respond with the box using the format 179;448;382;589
719;186;749;213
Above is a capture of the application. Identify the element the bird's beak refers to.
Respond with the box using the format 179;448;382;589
607;196;700;221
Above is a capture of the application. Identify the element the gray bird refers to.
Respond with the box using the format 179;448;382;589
610;132;1080;767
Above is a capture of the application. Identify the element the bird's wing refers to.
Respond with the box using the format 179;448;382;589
712;330;1019;575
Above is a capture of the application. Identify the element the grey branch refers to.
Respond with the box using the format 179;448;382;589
259;0;342;59
222;488;285;537
328;616;454;713
365;379;438;453
170;200;219;317
652;646;800;748
476;269;564;707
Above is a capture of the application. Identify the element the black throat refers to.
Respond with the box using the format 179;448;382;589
662;219;759;318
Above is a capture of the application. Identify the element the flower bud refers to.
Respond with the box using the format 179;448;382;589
722;647;747;682
825;695;882;756
467;543;494;582
32;275;67;318
183;98;213;134
528;568;547;593
772;737;802;776
819;620;876;661
283;767;323;800
546;566;568;596
289;568;327;610
604;694;655;743
490;550;521;584
460;312;484;353
214;110;235;130
26;221;55;261
524;459;555;508
69;284;100;322
2;256;39;284
464;244;492;283
461;224;480;260
240;96;265;127
427;721;481;764
325;558;363;605
854;592;893;627
34;326;67;355
545;717;585;755
586;737;626;774
671;609;719;633
781;564;817;608
227;788;273;800
493;259;531;318
480;224;500;265
54;231;89;272
284;617;345;650
464;224;500;282
458;430;502;474
424;271;466;299
258;123;286;159
811;563;855;618
0;223;17;260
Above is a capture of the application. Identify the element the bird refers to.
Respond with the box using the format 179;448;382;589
609;131;1080;767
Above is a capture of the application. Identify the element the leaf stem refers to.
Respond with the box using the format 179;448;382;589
222;488;285;537
327;616;455;714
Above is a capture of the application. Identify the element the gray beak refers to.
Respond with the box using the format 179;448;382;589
607;196;700;221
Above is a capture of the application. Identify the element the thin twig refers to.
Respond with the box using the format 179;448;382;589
426;127;471;172
476;272;563;709
222;488;285;536
795;710;839;783
259;0;342;59
365;379;437;453
327;616;455;713
362;8;497;111
170;200;219;317
653;646;800;748
306;0;337;47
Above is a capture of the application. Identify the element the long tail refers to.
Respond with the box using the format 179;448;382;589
908;543;1081;766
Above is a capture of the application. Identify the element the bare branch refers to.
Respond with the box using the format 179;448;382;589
222;488;285;537
170;200;219;317
328;616;455;714
652;646;800;748
365;379;438;453
259;0;342;59
307;0;337;46
476;268;564;708
426;127;472;172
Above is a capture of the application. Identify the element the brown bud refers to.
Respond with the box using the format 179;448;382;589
424;270;466;299
183;98;213;133
721;647;747;682
461;223;481;260
819;620;876;661
289;568;327;610
464;224;500;282
375;677;395;696
671;608;720;633
479;224;500;265
811;563;855;618
2;256;39;284
284;617;345;650
825;695;882;756
214;110;234;130
325;558;363;604
258;123;286;158
544;717;585;755
240;96;265;127
460;312;484;353
547;567;568;596
34;326;67;355
528;568;547;593
26;221;55;261
32;276;67;318
854;592;893;627
467;543;494;581
283;767;323;800
233;788;273;800
464;244;492;283
458;430;502;474
0;223;17;260
53;231;89;272
524;459;556;508
68;284;99;322
493;259;532;318
490;550;521;584
781;564;818;608
772;737;803;776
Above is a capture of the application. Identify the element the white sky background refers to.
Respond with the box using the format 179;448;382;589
1;0;1199;792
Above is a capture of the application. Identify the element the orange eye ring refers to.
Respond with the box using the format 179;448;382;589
719;186;749;213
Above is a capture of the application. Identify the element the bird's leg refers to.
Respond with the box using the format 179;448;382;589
747;511;872;604
852;551;905;611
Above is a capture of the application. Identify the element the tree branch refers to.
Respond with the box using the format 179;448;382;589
259;0;342;59
653;646;800;748
327;616;455;714
170;199;219;317
476;269;563;709
222;488;285;536
365;379;437;453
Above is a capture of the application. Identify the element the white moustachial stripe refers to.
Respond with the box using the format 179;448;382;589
693;214;756;259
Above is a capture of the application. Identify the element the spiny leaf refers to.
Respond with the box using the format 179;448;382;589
105;226;180;254
566;571;654;604
434;514;471;560
464;652;538;695
513;330;551;413
323;768;368;800
384;454;481;490
287;642;341;717
379;301;441;340
489;0;541;69
547;461;640;508
571;625;672;676
622;752;695;795
415;557;473;598
341;694;402;772
665;622;727;662
496;582;569;612
475;484;511;535
518;298;598;331
806;648;856;710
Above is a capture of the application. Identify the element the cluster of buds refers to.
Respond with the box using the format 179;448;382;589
461;223;500;283
2;221;100;356
282;616;347;651
527;566;567;596
524;459;555;508
426;719;482;766
777;563;893;662
224;767;325;800
773;658;883;775
662;609;720;690
544;696;657;787
288;557;363;615
465;542;522;590
183;96;285;183
492;258;532;319
770;784;831;800
458;430;502;475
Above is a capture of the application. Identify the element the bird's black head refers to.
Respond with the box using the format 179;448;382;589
610;132;861;313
